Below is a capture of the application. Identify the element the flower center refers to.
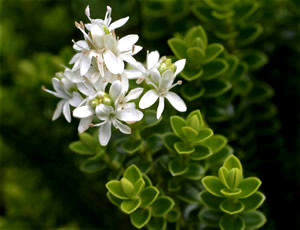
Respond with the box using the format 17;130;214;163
158;58;177;74
90;92;113;108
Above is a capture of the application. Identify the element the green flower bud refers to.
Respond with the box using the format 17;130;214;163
103;26;110;35
158;58;177;74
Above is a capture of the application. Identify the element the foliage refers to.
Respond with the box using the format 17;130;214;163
0;0;299;229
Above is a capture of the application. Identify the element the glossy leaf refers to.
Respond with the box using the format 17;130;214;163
182;126;199;139
176;186;201;203
240;192;265;211
168;158;189;176
204;135;227;153
80;159;106;173
122;139;143;154
69;141;94;155
143;110;162;128
180;81;205;100
199;208;222;227
186;110;204;128
220;215;245;230
140;186;159;208
124;164;142;184
174;142;195;154
106;180;128;199
121;198;141;214
170;115;186;137
190;145;212;160
132;178;145;197
147;217;167;230
163;133;181;153
220;199;245;215
130;208;151;229
240;211;266;229
183;163;205;180
151;196;175;217
181;65;204;81
206;145;233;165
202;58;229;80
194;128;214;143
120;178;135;197
238;178;261;198
202;176;224;197
106;192;122;207
223;155;243;172
200;191;223;210
168;38;187;59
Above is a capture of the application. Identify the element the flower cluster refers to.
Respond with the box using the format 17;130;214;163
44;6;187;146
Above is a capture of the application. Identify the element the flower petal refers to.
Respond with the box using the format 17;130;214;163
147;51;160;70
125;69;144;79
108;16;129;31
132;45;143;55
73;105;94;118
69;53;81;65
77;82;95;96
118;34;139;52
78;116;93;133
116;108;143;123
73;40;89;51
103;49;124;74
121;54;137;67
112;119;131;134
174;59;186;76
95;104;113;120
149;68;161;85
109;80;122;102
52;78;68;98
125;88;144;102
165;92;187;112
69;92;83;107
159;69;174;90
157;96;165;119
104;34;117;50
52;100;64;121
63;102;71;123
139;89;159;109
99;121;111;146
80;54;91;76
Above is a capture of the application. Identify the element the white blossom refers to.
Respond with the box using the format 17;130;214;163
139;59;187;119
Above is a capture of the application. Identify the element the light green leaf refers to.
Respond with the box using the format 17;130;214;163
120;177;135;197
220;199;245;215
202;176;224;197
223;155;243;172
124;164;142;184
190;145;212;160
174;142;195;154
203;44;224;64
240;192;265;211
121;198;141;214
204;135;228;153
168;38;187;59
170;115;186;137
140;186;159;208
106;180;128;199
238;178;261;198
186;110;204;128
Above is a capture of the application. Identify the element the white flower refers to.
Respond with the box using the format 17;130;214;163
43;78;82;122
85;5;129;33
139;59;187;119
92;81;143;146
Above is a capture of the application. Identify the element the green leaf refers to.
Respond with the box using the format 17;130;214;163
184;25;207;47
220;199;245;215
221;168;243;189
235;2;259;22
203;44;224;64
203;79;232;98
182;126;199;139
181;65;204;81
249;81;274;103
238;178;261;198
194;128;214;143
106;180;128;199
80;159;106;173
167;209;181;223
176;186;201;203
170;115;186;137
143;110;162;128
124;164;142;184
220;215;245;230
220;188;242;197
121;198;141;214
140;186;159;208
240;211;266;229
122;139;143;154
187;47;205;68
69;141;94;155
240;192;265;211
223;155;243;172
130;208;151;229
145;134;163;154
199;208;222;227
241;51;268;71
186;110;204;128
237;24;263;47
106;192;122;207
206;145;233;165
132;178;145;197
205;104;232;122
183;163;205;180
180;81;205;100
191;37;206;50
200;191;223;210
120;178;135;197
204;0;235;11
174;142;195;154
163;133;181;153
152;196;175;217
202;58;229;80
231;62;248;83
202;176;224;197
147;217;167;230
79;132;97;151
168;158;189;176
190;145;212;160
204;135;227;153
168;38;187;59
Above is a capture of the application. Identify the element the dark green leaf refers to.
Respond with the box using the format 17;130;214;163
140;186;159;208
203;44;224;64
240;192;265;211
241;51;268;71
204;135;227;153
181;66;204;81
240;211;266;229
145;134;163;154
199;208;222;227
147;217;167;230
190;145;212;160
183;163;205;180
200;191;223;210
220;215;245;230
180;81;205;100
80;159;106;173
202;58;229;80
168;158;189;176
151;196;175;217
122;139;143;154
130;208;151;229
203;79;232;98
170;115;186;137
206;145;233;165
142;110;162;128
167;209;181;223
177;186;201;203
184;25;207;46
69;141;94;155
106;192;122;207
237;24;263;47
163;133;181;153
174;142;195;154
220;199;244;215
187;47;205;68
168;38;187;59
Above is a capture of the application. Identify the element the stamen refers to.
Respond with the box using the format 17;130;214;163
169;80;182;90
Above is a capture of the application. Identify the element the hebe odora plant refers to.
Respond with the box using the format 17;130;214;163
44;5;266;230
